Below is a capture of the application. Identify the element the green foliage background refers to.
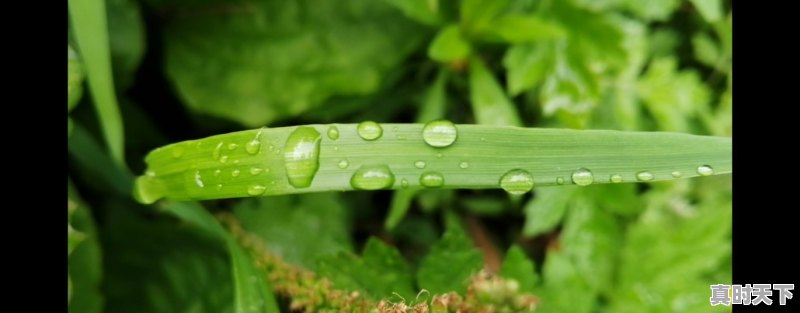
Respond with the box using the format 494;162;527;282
68;0;732;312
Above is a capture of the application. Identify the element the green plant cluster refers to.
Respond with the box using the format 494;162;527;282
67;0;731;312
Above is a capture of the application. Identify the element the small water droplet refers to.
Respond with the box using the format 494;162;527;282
350;165;395;190
400;179;409;188
480;137;486;142
220;155;229;163
216;184;223;191
227;143;238;150
697;165;714;176
231;169;241;177
194;171;205;188
500;169;534;195
250;167;263;175
333;146;339;152
436;153;443;158
284;127;322;188
556;177;565;185
213;142;224;160
171;146;184;159
414;161;426;169
571;168;594;186
214;169;221;176
671;171;682;178
422;120;458;148
420;171;445;188
268;144;275;152
338;159;349;169
145;170;156;177
247;184;266;196
396;134;407;140
392;126;399;132
636;171;654;181
245;140;261;155
233;160;240;165
357;121;383;141
459;161;469;169
610;174;623;183
327;125;340;140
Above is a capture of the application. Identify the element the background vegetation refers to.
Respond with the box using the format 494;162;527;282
68;0;732;312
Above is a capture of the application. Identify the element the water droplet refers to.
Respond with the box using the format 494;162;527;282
436;153;443;158
233;160;240;165
213;142;224;160
350;165;395;190
333;146;339;152
636;171;654;181
571;168;594;186
400;179;409;188
697;165;714;176
250;167;263;175
284;127;322;188
214;169;221;176
556;177;565;185
338;159;349;169
392;126;399;132
480;137;486;142
459;161;469;169
414;161;426;169
671;171;682;178
194;171;205;188
227;143;238;150
327;125;340;140
356;121;383;141
220;155;229;163
145;170;156;177
247;184;266;196
420;171;445;188
231;169;241;177
245;140;261;155
268;144;275;151
422;120;458;148
216;184;223;191
171;146;184;159
610;174;623;183
396;134;407;140
500;169;534;195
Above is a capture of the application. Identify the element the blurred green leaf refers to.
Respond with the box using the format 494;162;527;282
384;0;442;26
522;186;576;237
469;56;523;126
480;14;566;43
107;0;146;90
69;0;126;167
318;238;416;300
636;57;710;132
622;0;680;22
689;0;722;23
692;32;722;69
68;45;84;112
499;245;538;293
536;250;595;313
460;0;510;33
233;194;353;270
68;183;103;313
648;28;680;58
428;25;472;62
559;199;621;292
160;0;427;127
416;214;483;294
503;43;553;96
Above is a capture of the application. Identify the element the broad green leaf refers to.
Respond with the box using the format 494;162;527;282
69;0;126;167
428;25;472;62
134;124;732;203
503;43;553;96
159;201;280;313
68;182;103;313
479;14;566;43
692;32;722;69
101;204;234;313
460;0;510;33
636;57;711;132
160;0;427;127
384;0;442;26
469;57;523;126
536;250;596;313
622;0;680;22
416;214;483;294
499;245;538;293
689;0;722;23
522;186;577;237
648;28;680;58
232;194;353;270
106;0;145;90
68;45;84;111
559;199;621;292
318;238;416;300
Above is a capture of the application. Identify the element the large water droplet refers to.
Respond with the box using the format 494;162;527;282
414;160;426;169
636;171;654;181
422;120;458;148
357;121;383;141
284;126;322;188
247;184;266;196
213;142;224;160
571;168;594;186
459;162;469;169
610;174;623;183
420;171;445;188
245;140;261;155
338;159;349;169
350;165;395;190
500;169;534;195
327;125;340;140
194;171;205;188
697;165;714;176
